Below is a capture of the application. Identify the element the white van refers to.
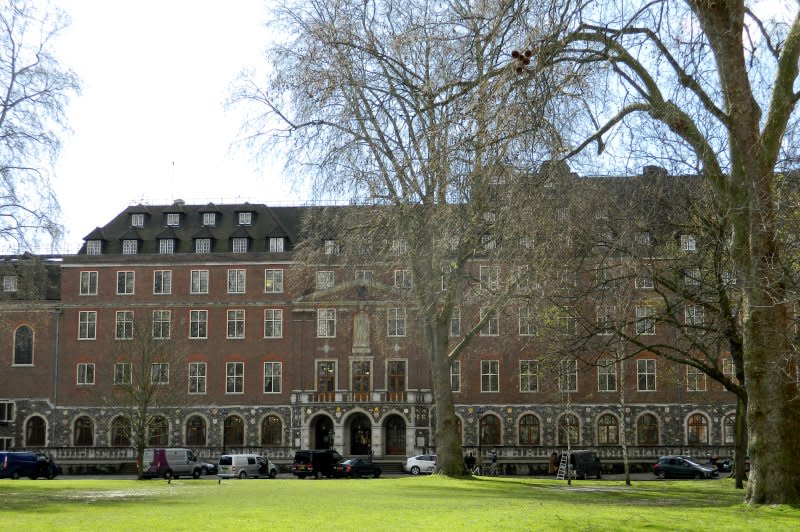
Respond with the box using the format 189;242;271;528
217;454;277;479
143;448;208;479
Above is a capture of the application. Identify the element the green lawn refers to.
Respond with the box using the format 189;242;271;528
0;476;797;531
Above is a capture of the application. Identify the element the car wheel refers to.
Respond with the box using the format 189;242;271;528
269;469;277;479
411;466;420;475
28;475;38;480
656;470;666;480
694;472;703;479
239;471;247;479
164;470;174;480
373;470;381;478
193;469;200;479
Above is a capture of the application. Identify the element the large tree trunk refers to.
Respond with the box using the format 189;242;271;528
734;395;747;490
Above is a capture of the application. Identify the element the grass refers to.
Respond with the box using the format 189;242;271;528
0;476;797;531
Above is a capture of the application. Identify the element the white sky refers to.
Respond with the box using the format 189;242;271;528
51;0;295;254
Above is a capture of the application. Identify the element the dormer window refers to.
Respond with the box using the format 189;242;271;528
635;231;651;246
681;234;696;252
232;237;248;253
159;238;175;255
3;275;17;292
202;212;216;226
122;239;138;255
238;212;252;226
166;213;180;227
324;239;339;255
195;238;211;254
131;213;144;227
86;240;102;255
268;237;285;253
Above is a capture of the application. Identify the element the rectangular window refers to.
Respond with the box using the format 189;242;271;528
189;310;208;339
685;304;704;326
232;238;248;253
77;363;95;385
114;362;131;385
559;359;578;392
264;362;282;393
512;265;531;292
0;402;14;423
387;308;407;337
391;238;408;256
518;306;537;336
159;239;175;254
351;360;371;400
131;213;144;227
227;269;246;294
188;362;207;394
3;275;18;292
316;271;334;291
323;239;340;255
166;213;180;226
264;309;283;338
635;305;655;335
227;309;245;339
450;360;461;392
238;212;252;225
637;359;656;391
195;238;211;253
634;231;651;246
117;271;135;295
78;311;97;340
635;266;654;289
687;366;707;392
317;308;336;337
122;239;138;255
226;362;244;394
481;360;499;392
268;237;284;252
115;310;134;340
480;308;499;336
722;358;736;389
190;270;209;294
153;270;172;295
598;359;617;392
597;305;615;335
202;212;216;226
558;270;576;288
558;308;577;335
80;271;98;296
151;363;169;385
355;270;374;283
394;269;412;289
265;269;284;293
684;268;702;286
480;265;500;291
681;234;697;251
449;307;461;337
387;360;406;400
152;310;171;339
317;360;336;400
86;240;102;255
520;360;539;392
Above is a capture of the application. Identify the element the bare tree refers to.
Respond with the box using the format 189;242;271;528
0;0;79;252
532;1;800;504
232;0;575;475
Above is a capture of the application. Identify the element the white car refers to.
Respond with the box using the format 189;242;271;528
404;454;436;475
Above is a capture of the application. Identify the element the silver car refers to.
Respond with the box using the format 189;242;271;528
404;454;436;475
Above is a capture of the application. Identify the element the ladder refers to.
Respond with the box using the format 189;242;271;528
556;454;568;480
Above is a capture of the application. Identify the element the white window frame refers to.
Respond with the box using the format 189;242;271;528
637;359;657;391
151;363;169;385
77;363;95;385
355;270;374;283
86;240;102;255
685;304;704;326
0;401;14;423
265;269;284;293
227;309;246;339
316;270;334;291
635;266;654;289
190;270;209;294
518;306;537;336
597;359;617;392
232;237;248;253
263;362;282;394
238;212;252;226
684;268;702;286
153;270;172;295
480;360;499;393
114;362;131;385
227;269;246;294
317;308;336;338
115;310;134;340
78;311;97;340
597;305;615;335
686;366;707;392
166;213;180;226
79;271;98;296
480;307;499;336
202;212;216;226
681;234;697;251
520;360;539;392
159;238;175;255
387;307;407;337
450;360;461;392
117;271;135;295
323;239;340;255
449;307;461;337
3;275;18;292
122;239;138;255
131;213;144;227
195;238;211;254
264;309;283;338
268;237;285;253
480;265;500;291
635;305;655;335
189;310;208;339
152;310;171;339
559;359;578;392
188;362;207;394
226;361;244;394
394;269;412;289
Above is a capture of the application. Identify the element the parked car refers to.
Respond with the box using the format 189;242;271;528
404;454;436;475
142;448;214;479
292;449;343;479
331;458;382;478
0;451;61;480
556;450;602;480
217;454;277;479
652;456;718;479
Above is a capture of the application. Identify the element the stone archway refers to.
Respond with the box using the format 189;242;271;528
384;414;406;455
312;415;334;450
348;413;372;455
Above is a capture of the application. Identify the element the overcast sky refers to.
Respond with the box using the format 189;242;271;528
51;0;294;253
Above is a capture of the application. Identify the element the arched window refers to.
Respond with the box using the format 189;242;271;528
519;415;540;445
557;414;580;445
637;413;659;445
148;416;169;446
25;416;46;446
186;416;206;446
111;416;131;447
261;415;282;446
723;414;736;445
224;415;245;447
597;414;619;445
479;414;501;446
687;413;708;445
13;326;34;365
74;416;94;446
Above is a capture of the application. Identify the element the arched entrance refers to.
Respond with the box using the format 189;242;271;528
348;413;372;455
384;414;406;455
312;415;334;450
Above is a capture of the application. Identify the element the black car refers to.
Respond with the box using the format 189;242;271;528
652;456;718;479
292;449;343;479
331;458;382;478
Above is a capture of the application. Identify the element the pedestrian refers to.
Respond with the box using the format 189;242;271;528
549;451;558;475
465;452;476;473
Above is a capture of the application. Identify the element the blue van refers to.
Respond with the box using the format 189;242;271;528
0;451;61;479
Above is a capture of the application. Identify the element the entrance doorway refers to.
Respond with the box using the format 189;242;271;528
349;413;372;455
312;415;334;449
384;414;406;455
